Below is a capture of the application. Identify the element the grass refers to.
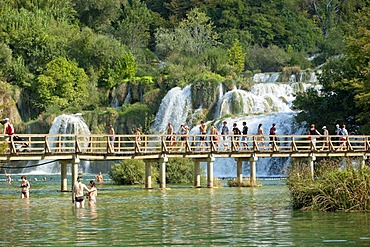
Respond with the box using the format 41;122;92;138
287;158;370;211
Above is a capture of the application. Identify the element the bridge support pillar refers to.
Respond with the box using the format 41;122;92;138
60;161;68;191
249;155;258;186
145;161;153;189
360;155;367;170
236;158;243;184
207;154;215;188
194;160;201;188
71;155;79;190
309;155;316;179
159;155;168;189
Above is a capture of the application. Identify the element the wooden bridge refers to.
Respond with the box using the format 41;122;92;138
1;133;369;190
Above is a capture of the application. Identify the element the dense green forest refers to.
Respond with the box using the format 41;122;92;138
0;0;369;133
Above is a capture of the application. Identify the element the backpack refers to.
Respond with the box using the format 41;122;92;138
6;123;14;135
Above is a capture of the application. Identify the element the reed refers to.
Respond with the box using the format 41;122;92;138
287;159;370;211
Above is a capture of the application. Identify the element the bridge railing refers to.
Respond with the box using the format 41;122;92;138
3;134;370;155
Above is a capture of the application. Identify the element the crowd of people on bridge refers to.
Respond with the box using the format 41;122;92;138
160;121;350;151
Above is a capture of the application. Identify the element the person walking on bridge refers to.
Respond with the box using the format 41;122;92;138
242;122;249;150
108;124;115;151
308;124;321;149
221;121;230;150
321;126;329;150
199;121;208;150
257;123;265;150
232;123;241;150
166;122;174;147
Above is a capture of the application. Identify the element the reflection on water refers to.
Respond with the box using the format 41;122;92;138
0;179;369;246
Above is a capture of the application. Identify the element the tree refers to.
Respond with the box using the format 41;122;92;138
227;39;245;73
33;57;89;110
155;8;218;59
104;52;137;89
116;0;153;56
293;7;370;133
73;0;121;31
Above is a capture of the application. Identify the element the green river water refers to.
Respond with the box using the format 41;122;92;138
0;175;369;246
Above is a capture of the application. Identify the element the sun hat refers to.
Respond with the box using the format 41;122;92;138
322;126;327;129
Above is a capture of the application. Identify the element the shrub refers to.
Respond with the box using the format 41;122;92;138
228;178;261;187
164;158;198;184
109;159;158;185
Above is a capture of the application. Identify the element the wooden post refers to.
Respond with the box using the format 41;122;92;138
309;154;316;179
159;155;168;189
60;161;68;191
236;158;243;184
145;161;153;189
194;160;201;188
249;154;258;186
207;154;215;188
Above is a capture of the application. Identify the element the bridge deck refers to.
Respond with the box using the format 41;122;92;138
1;134;369;161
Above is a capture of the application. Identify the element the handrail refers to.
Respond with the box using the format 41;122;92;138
2;134;369;157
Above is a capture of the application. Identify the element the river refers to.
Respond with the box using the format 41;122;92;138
0;175;368;246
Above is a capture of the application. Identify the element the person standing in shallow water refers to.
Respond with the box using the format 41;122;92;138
88;180;98;207
72;176;90;208
20;175;30;198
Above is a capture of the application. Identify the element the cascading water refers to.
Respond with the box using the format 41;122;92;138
153;73;321;177
151;85;192;134
205;113;305;177
22;114;91;174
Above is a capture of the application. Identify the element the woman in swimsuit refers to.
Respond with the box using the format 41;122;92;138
20;175;30;198
88;180;98;207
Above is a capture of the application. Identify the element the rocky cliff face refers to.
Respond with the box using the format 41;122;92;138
0;82;22;124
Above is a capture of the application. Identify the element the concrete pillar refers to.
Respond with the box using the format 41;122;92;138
249;155;258;186
194;160;201;188
360;155;367;170
236;158;243;184
309;155;316;179
207;154;215;188
71;155;79;190
145;161;153;189
159;155;168;189
60;161;68;191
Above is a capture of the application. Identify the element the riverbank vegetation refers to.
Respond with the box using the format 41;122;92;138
0;1;368;135
228;179;262;187
287;159;370;211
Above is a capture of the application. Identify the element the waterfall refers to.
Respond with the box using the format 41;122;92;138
163;81;320;177
151;85;192;133
211;112;305;177
216;82;308;117
22;114;91;174
253;73;280;82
